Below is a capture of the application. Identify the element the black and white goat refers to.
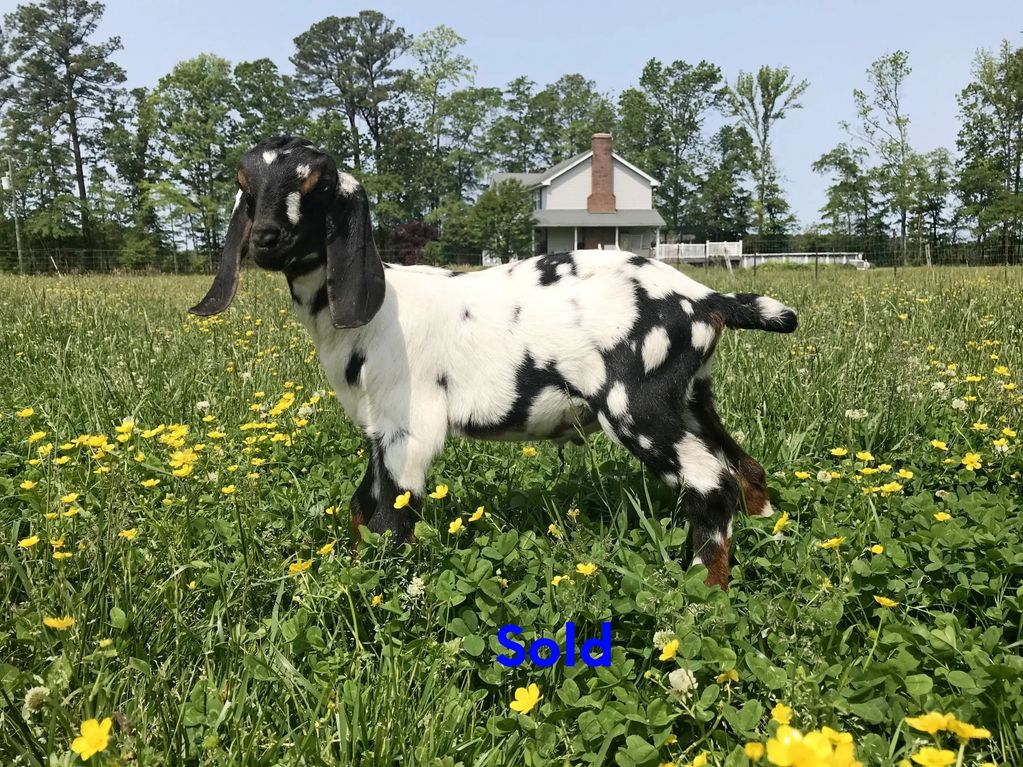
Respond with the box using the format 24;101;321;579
190;136;798;588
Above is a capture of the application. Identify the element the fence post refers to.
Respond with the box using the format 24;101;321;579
814;245;819;282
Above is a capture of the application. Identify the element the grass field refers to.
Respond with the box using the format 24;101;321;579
1;265;1020;767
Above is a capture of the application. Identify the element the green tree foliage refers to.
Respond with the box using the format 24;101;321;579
233;59;308;148
726;65;808;235
616;59;725;233
846;51;916;262
470;180;536;262
149;54;238;263
955;41;1023;262
291;11;410;171
689;125;756;240
1;0;125;238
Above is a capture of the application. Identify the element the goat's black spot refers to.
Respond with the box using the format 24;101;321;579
511;305;522;323
288;281;301;305
381;426;408;449
628;255;648;267
448;270;467;277
437;374;448;391
311;286;328;315
536;252;577;286
284;254;325;279
345;350;365;386
462;307;473;321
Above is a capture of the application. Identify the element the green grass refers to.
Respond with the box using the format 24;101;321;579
1;266;1020;766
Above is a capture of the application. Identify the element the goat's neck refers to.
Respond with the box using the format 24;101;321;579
285;258;331;341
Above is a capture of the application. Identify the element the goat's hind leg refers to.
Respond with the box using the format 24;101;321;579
688;377;773;518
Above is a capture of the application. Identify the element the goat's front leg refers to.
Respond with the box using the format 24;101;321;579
363;411;447;545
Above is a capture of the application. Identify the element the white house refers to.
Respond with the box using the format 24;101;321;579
492;133;665;256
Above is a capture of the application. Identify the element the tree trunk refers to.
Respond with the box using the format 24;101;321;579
66;102;90;240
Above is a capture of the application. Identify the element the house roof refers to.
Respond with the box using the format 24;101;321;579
491;151;661;189
534;209;666;228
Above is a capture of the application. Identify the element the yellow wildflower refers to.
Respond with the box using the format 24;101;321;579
448;517;463;534
820;537;845;550
830;447;848;457
16;407;35;418
658;639;679;661
910;747;956;767
428;484;449;500
745;742;765;761
961;452;982;471
394;491;411;509
43;615;75;630
930;440;948;451
575;562;598;577
317;540;336;556
521;446;537;457
772;702;793;725
873;595;899;608
510;683;542;714
469;506;485;522
905;712;953;735
772;511;790;535
118;528;138;541
288;558;312;575
70;717;112;761
870;544;885;555
18;535;40;548
855;450;874;462
934;512;952;522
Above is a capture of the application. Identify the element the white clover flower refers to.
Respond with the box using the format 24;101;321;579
297;405;313;418
406;575;426;599
23;685;49;716
935;489;950;499
668;668;697;702
653;630;676;650
732;431;746;445
951;398;967;411
844;408;868;421
930;381;947;392
196;400;211;412
816;470;832;484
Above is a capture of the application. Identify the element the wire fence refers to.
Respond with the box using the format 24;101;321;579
0;235;1019;276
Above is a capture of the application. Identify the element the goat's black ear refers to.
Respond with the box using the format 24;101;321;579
189;193;250;317
325;177;385;329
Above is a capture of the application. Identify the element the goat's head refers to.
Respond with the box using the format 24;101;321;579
189;136;385;329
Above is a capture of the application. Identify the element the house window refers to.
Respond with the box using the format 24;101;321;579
532;188;542;210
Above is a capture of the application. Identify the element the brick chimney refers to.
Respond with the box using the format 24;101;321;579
587;133;616;213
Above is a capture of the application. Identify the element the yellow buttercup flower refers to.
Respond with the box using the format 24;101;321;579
830;447;848;457
288;558;312;575
551;575;573;586
690;754;708;767
961;452;982;471
873;595;899;608
54;551;72;560
317;540;336;556
575;562;597;577
793;470;810;479
70;717;112;761
934;512;952;522
469;506;485;522
905;711;953;735
371;594;382;607
509;683;542;714
521;446;537;457
140;478;160;488
870;544;885;555
947;718;990;740
221;484;236;495
910;747;956;767
118;528;138;541
19;480;37;490
855;450;874;462
18;535;40;549
547;523;561;537
772;511;790;535
43;615;75;630
820;537;845;550
658;639;679;661
16;407;35;418
897;468;914;479
28;430;47;443
1003;427;1017;438
394;491;411;509
930;439;948;451
744;742;765;761
60;492;80;504
428;484;449;500
716;668;739;684
772;702;793;725
448;517;463;534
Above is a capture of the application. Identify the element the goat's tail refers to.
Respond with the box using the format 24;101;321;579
711;293;798;333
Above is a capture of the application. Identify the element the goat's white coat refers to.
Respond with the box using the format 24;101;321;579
289;250;719;492
286;192;302;225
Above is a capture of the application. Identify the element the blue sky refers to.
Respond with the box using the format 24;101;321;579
99;0;1021;226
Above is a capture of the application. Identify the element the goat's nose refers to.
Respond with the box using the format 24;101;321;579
253;225;280;248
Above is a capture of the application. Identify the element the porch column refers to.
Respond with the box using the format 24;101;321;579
574;226;578;250
615;227;619;247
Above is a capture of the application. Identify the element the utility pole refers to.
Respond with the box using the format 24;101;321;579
2;158;25;275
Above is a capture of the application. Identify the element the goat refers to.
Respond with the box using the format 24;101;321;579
189;136;798;588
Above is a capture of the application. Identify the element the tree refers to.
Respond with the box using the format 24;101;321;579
436;86;502;198
955;41;1023;262
726;65;808;235
471;180;535;262
233;59;308;147
149;54;237;262
689;125;755;240
846;51;915;262
1;0;126;236
291;11;410;171
488;77;545;172
531;74;617;165
410;25;474;148
812;143;885;236
616;59;725;233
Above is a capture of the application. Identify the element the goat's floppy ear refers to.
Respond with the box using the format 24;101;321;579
189;193;250;317
325;178;385;329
